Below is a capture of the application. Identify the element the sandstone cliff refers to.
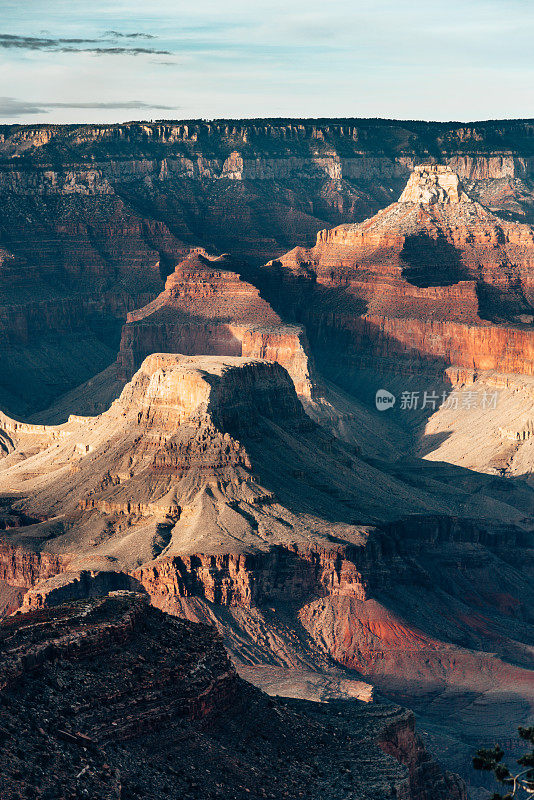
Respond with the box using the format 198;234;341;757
0;353;460;563
2;118;534;415
117;251;313;397
255;165;534;393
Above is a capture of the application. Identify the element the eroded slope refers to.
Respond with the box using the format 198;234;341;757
1;592;466;800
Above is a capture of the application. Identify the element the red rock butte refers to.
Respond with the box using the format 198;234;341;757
117;251;313;398
265;163;534;380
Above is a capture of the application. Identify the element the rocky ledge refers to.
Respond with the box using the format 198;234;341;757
398;165;471;205
0;593;466;800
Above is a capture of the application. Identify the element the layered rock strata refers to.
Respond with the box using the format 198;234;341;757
398;165;470;204
255;165;534;393
0;592;468;800
2;119;534;413
0;352;531;795
117;252;313;397
0;355;531;686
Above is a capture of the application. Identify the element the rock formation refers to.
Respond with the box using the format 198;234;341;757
1;126;534;796
0;352;532;794
0;353;467;562
2;118;534;415
398;165;471;205
117;251;313;397
255;165;534;390
245;165;534;483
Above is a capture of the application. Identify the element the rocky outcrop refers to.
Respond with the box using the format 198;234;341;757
133;545;369;608
378;712;467;800
0;544;71;587
20;569;139;611
398;165;470;205
117;251;314;397
3;350;531;576
0;592;466;800
0;353;396;582
256;165;534;390
0;593;241;799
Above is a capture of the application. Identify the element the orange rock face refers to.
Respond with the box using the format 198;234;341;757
261;165;534;383
0;544;71;588
117;251;314;397
133;545;368;608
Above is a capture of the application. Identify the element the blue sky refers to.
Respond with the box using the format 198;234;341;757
0;0;533;123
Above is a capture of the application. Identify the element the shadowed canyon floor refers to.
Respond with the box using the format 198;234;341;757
0;146;533;798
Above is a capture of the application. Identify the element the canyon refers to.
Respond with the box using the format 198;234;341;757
252;165;534;475
0;591;468;800
0;351;532;797
1;119;534;799
1;118;534;415
259;164;534;376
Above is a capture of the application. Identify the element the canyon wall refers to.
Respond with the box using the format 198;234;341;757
0;591;467;800
2;118;534;177
306;313;534;378
378;711;467;800
2;119;534;414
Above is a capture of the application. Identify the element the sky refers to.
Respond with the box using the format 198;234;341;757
0;0;533;124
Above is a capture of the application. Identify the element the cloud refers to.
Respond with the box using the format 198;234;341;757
0;32;170;56
0;97;175;118
80;46;171;55
103;31;157;40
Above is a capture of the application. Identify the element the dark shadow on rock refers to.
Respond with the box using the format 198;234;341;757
400;233;470;288
476;278;533;323
158;249;179;282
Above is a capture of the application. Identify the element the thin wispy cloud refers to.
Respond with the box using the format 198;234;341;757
0;32;170;56
0;97;175;118
103;31;156;40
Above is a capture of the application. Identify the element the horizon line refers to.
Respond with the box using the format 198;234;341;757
2;114;534;128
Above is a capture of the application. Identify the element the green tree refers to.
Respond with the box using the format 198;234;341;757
473;726;534;800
